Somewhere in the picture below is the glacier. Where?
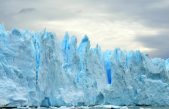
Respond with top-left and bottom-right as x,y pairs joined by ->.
0,24 -> 169,107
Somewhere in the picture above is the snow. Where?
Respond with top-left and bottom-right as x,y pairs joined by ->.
0,24 -> 169,107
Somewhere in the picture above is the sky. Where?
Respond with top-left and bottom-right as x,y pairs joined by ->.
0,0 -> 169,58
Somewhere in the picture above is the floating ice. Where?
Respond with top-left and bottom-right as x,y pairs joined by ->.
0,24 -> 169,107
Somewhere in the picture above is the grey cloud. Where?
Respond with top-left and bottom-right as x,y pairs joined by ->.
19,8 -> 36,14
61,0 -> 169,27
135,32 -> 169,58
0,0 -> 80,29
100,0 -> 169,29
1,0 -> 169,28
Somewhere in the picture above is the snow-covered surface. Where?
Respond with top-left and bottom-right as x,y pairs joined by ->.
1,24 -> 169,107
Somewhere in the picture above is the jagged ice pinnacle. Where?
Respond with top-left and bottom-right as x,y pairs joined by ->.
0,24 -> 169,107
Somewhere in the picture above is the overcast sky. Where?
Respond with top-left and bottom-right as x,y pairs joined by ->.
0,0 -> 169,58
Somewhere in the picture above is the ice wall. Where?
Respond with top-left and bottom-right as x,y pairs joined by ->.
0,24 -> 169,107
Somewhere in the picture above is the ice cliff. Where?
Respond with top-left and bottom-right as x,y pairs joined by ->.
0,24 -> 169,107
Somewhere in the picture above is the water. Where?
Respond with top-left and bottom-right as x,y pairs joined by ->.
4,106 -> 169,109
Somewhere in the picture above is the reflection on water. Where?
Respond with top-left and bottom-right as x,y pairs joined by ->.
2,106 -> 169,109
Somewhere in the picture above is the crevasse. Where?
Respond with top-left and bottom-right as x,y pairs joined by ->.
0,24 -> 169,107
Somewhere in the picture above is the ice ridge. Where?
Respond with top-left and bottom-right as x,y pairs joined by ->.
0,24 -> 169,107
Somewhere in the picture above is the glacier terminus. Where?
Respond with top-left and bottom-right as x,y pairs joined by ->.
0,24 -> 169,107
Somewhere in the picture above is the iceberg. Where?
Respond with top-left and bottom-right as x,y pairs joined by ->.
0,24 -> 169,107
